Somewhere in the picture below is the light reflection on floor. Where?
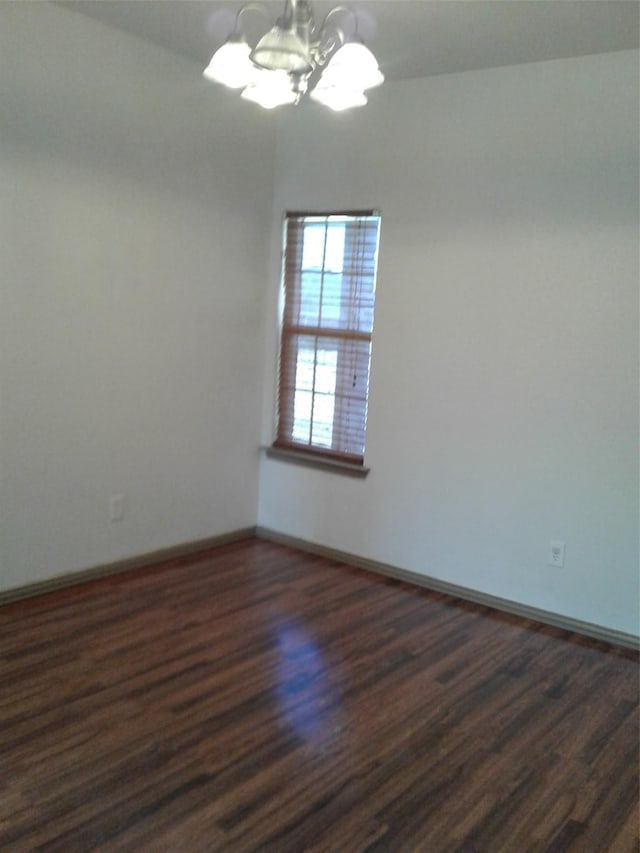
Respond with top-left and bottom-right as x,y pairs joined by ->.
273,619 -> 344,748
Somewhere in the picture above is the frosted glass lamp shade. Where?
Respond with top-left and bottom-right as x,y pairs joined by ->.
203,36 -> 257,89
323,40 -> 384,90
241,70 -> 298,108
310,84 -> 367,111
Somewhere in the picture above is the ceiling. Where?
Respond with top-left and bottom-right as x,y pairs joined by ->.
60,0 -> 639,82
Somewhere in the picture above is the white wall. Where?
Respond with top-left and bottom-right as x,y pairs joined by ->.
258,51 -> 640,636
1,4 -> 637,638
0,3 -> 275,591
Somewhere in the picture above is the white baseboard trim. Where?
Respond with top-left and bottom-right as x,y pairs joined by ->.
0,527 -> 257,606
256,527 -> 639,651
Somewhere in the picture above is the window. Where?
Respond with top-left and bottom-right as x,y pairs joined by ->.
275,211 -> 381,466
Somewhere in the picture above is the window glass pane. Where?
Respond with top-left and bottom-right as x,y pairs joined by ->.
299,271 -> 321,325
312,347 -> 337,447
293,346 -> 338,448
358,304 -> 374,333
295,344 -> 315,391
319,271 -> 341,325
292,389 -> 312,444
311,392 -> 335,448
323,223 -> 345,273
302,224 -> 326,270
314,348 -> 337,395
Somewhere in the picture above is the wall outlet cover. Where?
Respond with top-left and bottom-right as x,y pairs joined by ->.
109,494 -> 125,522
548,540 -> 566,568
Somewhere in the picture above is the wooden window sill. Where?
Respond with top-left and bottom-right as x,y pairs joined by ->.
263,446 -> 370,478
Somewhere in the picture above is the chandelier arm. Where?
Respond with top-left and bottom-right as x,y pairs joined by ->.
317,5 -> 357,41
236,3 -> 271,36
310,31 -> 341,67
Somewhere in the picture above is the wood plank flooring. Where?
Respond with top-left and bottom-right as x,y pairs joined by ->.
1,537 -> 638,852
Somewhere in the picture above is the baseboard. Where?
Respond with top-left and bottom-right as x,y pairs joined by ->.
5,525 -> 637,651
256,527 -> 639,651
0,527 -> 257,606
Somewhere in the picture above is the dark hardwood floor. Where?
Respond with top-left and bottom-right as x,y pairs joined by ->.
1,538 -> 638,852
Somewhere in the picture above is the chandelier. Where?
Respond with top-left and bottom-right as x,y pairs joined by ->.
203,0 -> 384,111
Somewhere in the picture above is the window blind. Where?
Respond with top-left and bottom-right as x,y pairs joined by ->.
275,212 -> 381,464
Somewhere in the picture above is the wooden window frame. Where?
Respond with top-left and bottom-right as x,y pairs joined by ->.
274,210 -> 381,469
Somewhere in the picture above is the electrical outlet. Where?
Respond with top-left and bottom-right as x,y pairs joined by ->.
548,540 -> 565,568
109,494 -> 125,522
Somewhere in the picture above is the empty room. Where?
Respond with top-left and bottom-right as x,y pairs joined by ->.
1,1 -> 638,849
